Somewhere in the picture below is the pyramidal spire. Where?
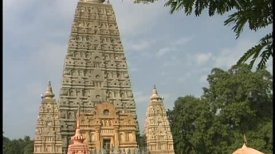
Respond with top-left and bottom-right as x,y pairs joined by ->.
145,86 -> 175,154
58,0 -> 139,151
41,81 -> 55,99
34,81 -> 62,154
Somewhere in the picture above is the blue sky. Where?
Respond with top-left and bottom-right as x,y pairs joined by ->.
3,0 -> 272,139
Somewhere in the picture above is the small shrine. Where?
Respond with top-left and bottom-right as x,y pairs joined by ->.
79,102 -> 138,154
67,110 -> 90,154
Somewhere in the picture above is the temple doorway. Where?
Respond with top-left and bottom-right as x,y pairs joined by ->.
103,139 -> 111,154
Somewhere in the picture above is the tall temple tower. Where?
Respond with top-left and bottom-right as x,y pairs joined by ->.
145,86 -> 175,154
33,82 -> 63,154
58,0 -> 139,152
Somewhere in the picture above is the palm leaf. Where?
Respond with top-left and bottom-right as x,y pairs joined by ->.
237,33 -> 273,70
257,44 -> 273,70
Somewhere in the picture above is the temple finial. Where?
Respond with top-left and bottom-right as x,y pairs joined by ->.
150,85 -> 161,100
70,108 -> 85,144
41,81 -> 55,99
152,85 -> 158,94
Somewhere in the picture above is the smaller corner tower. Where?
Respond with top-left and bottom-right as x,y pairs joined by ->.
144,86 -> 175,154
33,81 -> 63,154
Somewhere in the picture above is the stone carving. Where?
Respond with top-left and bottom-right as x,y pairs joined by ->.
73,102 -> 139,152
33,1 -> 140,153
145,87 -> 175,154
33,82 -> 62,154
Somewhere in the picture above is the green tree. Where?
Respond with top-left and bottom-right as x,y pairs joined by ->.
3,135 -> 11,153
134,0 -> 273,70
22,136 -> 34,154
168,96 -> 214,153
23,141 -> 34,154
2,135 -> 34,154
202,64 -> 273,153
168,64 -> 273,153
137,134 -> 147,152
3,140 -> 21,154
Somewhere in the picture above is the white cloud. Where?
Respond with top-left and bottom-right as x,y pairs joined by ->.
156,37 -> 192,57
3,0 -> 34,13
156,47 -> 172,57
171,37 -> 192,46
213,39 -> 255,69
195,52 -> 212,65
199,74 -> 208,83
134,91 -> 149,104
176,72 -> 192,83
113,0 -> 167,36
28,42 -> 67,72
127,40 -> 152,52
162,55 -> 183,67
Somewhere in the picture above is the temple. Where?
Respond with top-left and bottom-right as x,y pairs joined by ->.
33,82 -> 63,154
33,0 -> 177,153
144,86 -> 175,154
78,102 -> 138,153
33,0 -> 140,153
57,0 -> 138,153
31,0 -> 270,153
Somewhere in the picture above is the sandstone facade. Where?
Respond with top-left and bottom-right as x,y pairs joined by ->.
33,0 -> 177,153
34,0 -> 139,153
33,82 -> 63,154
144,86 -> 175,154
79,102 -> 138,153
57,0 -> 138,153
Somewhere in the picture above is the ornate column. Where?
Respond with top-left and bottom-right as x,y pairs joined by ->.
114,126 -> 119,150
132,131 -> 136,142
95,127 -> 101,153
